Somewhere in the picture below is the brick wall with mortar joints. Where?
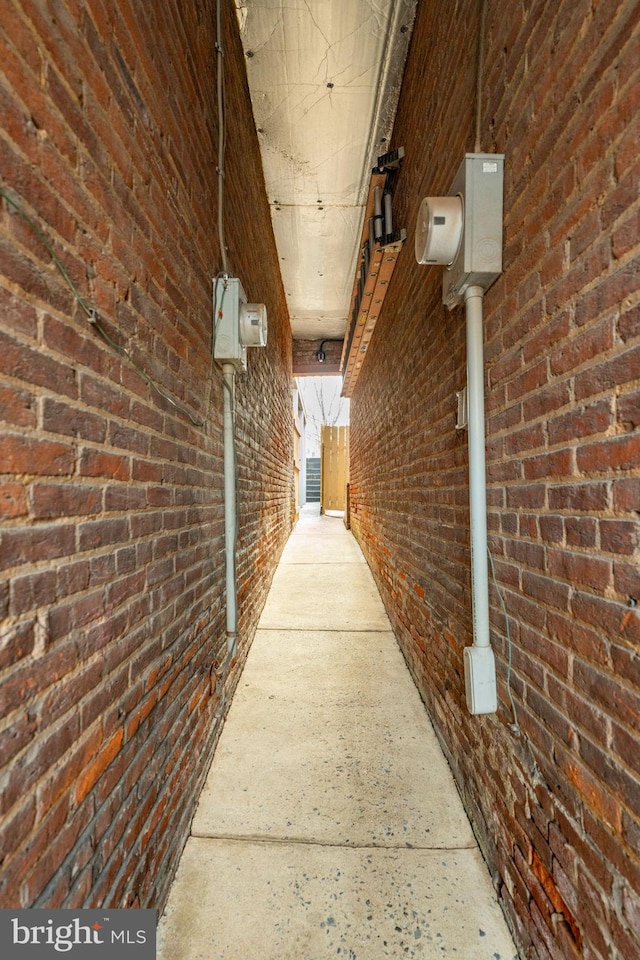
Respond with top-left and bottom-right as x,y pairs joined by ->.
0,0 -> 293,912
349,1 -> 639,958
292,338 -> 343,375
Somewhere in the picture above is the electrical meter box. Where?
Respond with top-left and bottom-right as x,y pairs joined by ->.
213,277 -> 267,372
442,153 -> 504,309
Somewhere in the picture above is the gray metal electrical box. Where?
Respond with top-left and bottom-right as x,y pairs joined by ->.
214,277 -> 248,372
213,277 -> 268,373
442,153 -> 504,309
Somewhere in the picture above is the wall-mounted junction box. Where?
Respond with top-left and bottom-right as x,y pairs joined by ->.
442,153 -> 504,308
213,277 -> 268,372
464,644 -> 498,715
415,153 -> 504,309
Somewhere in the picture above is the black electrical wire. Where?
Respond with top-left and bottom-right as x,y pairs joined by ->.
316,338 -> 343,362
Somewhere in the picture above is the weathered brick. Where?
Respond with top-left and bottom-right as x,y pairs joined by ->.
522,449 -> 573,482
564,516 -> 597,548
549,317 -> 615,378
41,397 -> 108,442
613,561 -> 640,601
600,519 -> 639,556
0,382 -> 37,428
576,434 -> 640,474
547,549 -> 612,593
75,728 -> 124,804
574,659 -> 640,734
612,477 -> 640,511
547,399 -> 613,446
0,482 -> 28,518
10,568 -> 58,616
548,482 -> 609,513
0,642 -> 78,718
617,390 -> 640,430
30,482 -> 103,519
3,434 -> 75,476
575,342 -> 640,402
349,4 -> 640,960
0,523 -> 76,572
618,302 -> 639,343
78,447 -> 131,481
0,0 -> 293,918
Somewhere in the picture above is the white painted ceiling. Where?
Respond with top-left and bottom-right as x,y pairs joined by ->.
234,0 -> 417,340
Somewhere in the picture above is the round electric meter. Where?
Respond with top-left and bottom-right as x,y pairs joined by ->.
239,302 -> 268,348
415,195 -> 463,266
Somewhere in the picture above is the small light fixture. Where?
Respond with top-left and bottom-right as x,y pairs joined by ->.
315,339 -> 342,363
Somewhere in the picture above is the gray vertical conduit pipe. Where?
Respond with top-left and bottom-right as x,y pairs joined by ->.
463,284 -> 497,713
465,286 -> 490,650
221,362 -> 238,656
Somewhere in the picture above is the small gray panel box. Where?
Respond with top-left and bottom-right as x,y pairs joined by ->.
442,153 -> 504,309
213,276 -> 248,372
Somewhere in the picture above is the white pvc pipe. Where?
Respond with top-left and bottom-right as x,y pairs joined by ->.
465,285 -> 490,648
222,362 -> 237,654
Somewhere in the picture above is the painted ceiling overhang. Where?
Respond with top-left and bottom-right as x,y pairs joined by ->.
234,0 -> 417,341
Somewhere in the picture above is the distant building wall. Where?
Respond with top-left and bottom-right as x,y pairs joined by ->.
0,0 -> 293,912
293,339 -> 343,375
349,3 -> 639,959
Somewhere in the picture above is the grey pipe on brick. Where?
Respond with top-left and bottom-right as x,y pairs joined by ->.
222,362 -> 237,654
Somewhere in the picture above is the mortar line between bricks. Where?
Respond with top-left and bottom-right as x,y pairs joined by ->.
189,832 -> 478,852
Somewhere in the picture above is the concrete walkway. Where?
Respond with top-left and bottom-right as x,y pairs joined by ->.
157,509 -> 518,960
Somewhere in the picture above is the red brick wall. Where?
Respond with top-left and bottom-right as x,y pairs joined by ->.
0,0 -> 293,910
349,2 -> 639,958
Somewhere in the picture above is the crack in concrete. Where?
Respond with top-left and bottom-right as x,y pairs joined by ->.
307,139 -> 359,172
332,62 -> 375,89
295,83 -> 332,122
257,89 -> 297,128
190,832 -> 478,852
302,0 -> 331,49
248,13 -> 284,56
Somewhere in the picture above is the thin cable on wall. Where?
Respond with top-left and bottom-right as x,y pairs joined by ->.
474,0 -> 488,153
0,186 -> 205,428
216,0 -> 229,275
203,5 -> 233,413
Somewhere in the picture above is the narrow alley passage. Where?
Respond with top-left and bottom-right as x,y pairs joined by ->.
158,509 -> 517,959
